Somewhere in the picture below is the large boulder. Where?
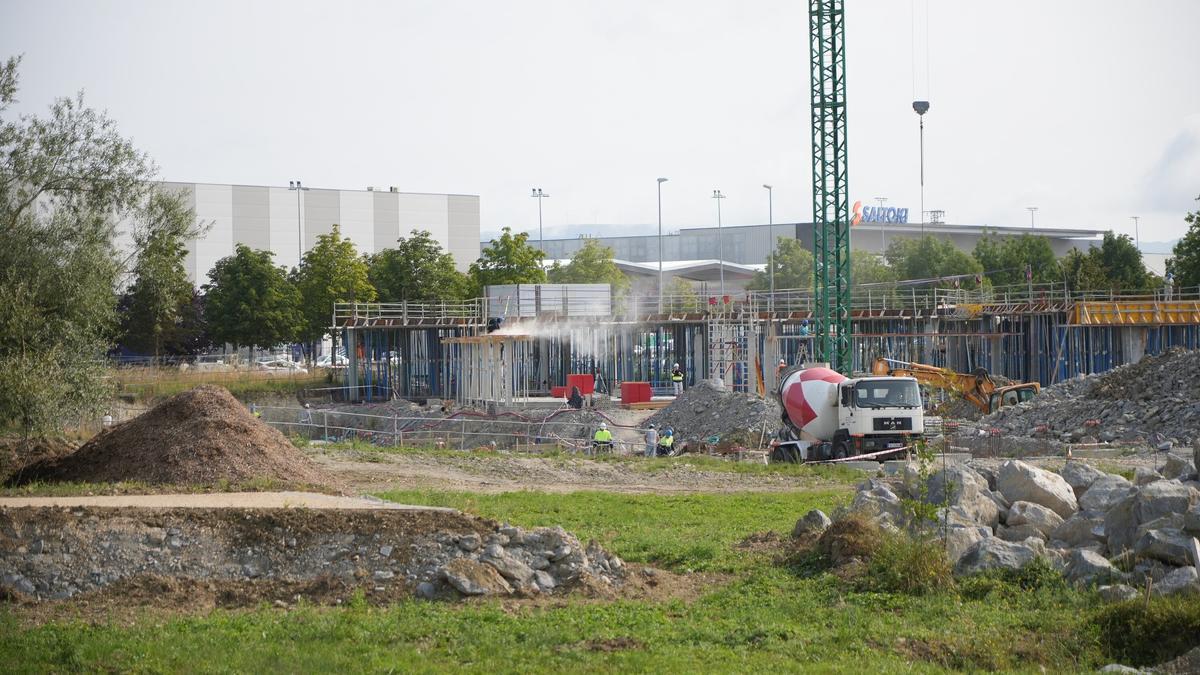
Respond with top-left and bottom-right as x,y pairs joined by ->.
1133,528 -> 1197,566
1162,454 -> 1198,481
1134,467 -> 1162,486
1105,495 -> 1141,555
1187,503 -> 1200,535
955,537 -> 1043,575
792,509 -> 833,539
851,484 -> 905,522
1152,566 -> 1200,598
998,523 -> 1047,542
441,558 -> 514,596
996,460 -> 1078,518
945,525 -> 991,565
1051,512 -> 1105,548
1079,475 -> 1136,512
1136,481 -> 1199,522
1061,461 -> 1107,498
925,465 -> 1000,529
1064,549 -> 1125,586
1007,501 -> 1065,538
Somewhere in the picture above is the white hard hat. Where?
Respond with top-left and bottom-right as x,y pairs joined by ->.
599,422 -> 607,429
673,363 -> 680,368
779,359 -> 786,364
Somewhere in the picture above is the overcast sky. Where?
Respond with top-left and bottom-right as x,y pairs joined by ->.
2,0 -> 1197,246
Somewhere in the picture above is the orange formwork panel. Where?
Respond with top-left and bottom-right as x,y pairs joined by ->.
1072,301 -> 1200,326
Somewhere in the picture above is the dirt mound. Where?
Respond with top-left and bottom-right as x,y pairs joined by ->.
0,436 -> 77,484
646,379 -> 781,446
11,386 -> 337,490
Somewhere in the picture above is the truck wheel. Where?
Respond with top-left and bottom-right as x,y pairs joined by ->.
832,442 -> 849,460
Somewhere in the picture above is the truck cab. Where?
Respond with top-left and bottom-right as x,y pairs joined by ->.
830,376 -> 924,458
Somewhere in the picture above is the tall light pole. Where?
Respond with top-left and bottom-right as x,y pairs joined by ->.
1027,206 -> 1038,229
1131,216 -> 1140,250
874,196 -> 888,253
913,100 -> 930,234
713,190 -> 726,297
531,188 -> 549,255
762,184 -> 774,298
657,177 -> 668,310
288,180 -> 309,264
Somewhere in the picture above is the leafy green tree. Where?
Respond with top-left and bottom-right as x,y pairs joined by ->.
547,238 -> 630,292
665,277 -> 701,312
1094,231 -> 1153,291
119,191 -> 203,357
972,233 -> 1058,287
885,235 -> 982,286
1060,247 -> 1108,293
0,55 -> 156,437
203,245 -> 302,354
1167,196 -> 1200,289
469,227 -> 546,293
292,225 -> 376,347
748,237 -> 813,290
850,251 -> 897,287
369,230 -> 470,303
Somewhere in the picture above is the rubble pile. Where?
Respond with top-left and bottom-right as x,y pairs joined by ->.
977,348 -> 1200,444
11,386 -> 336,490
646,379 -> 782,446
822,447 -> 1200,597
0,507 -> 626,601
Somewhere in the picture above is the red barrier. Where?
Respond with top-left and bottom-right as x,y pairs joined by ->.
566,373 -> 595,396
621,381 -> 651,404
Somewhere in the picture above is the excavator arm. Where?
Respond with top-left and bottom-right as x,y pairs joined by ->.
871,357 -> 996,413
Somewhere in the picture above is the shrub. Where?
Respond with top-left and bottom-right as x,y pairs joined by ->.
859,534 -> 955,596
1090,596 -> 1200,667
816,512 -> 885,567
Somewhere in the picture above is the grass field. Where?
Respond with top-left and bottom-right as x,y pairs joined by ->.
10,486 -> 1192,672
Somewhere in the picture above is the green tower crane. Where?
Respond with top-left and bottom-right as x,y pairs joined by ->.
808,0 -> 851,373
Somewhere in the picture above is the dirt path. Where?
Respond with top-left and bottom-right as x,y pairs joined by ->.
309,449 -> 850,495
0,491 -> 454,510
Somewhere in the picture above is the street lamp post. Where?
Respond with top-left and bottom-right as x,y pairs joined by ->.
913,100 -> 930,234
657,178 -> 668,311
1027,206 -> 1038,229
1130,216 -> 1140,251
288,180 -> 309,264
713,190 -> 726,297
762,184 -> 774,300
874,196 -> 888,253
531,188 -> 549,254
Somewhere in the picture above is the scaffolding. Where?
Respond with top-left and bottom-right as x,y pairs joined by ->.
331,283 -> 1200,404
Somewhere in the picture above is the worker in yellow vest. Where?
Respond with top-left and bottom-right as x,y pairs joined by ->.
671,363 -> 684,396
592,422 -> 613,455
657,428 -> 675,456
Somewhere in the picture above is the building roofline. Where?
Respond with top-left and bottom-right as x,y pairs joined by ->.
160,180 -> 479,198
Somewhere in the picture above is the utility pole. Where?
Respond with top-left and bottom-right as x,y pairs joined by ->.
1027,206 -> 1038,229
531,188 -> 549,254
713,189 -> 726,297
1131,216 -> 1140,251
763,184 -> 774,299
657,178 -> 668,311
874,196 -> 888,253
913,101 -> 929,235
288,180 -> 309,264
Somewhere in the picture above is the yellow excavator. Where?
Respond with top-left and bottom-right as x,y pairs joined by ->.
870,357 -> 1040,415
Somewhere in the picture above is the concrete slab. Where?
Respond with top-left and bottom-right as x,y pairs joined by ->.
0,491 -> 456,512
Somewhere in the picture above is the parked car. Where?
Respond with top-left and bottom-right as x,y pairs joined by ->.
256,358 -> 308,374
316,353 -> 349,367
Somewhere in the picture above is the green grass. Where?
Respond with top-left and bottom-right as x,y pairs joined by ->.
115,369 -> 327,403
5,488 -> 1187,672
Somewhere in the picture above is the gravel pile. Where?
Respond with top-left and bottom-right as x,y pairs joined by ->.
646,379 -> 781,447
12,386 -> 336,490
0,506 -> 626,601
975,348 -> 1200,444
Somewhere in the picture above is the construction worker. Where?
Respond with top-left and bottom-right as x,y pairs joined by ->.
299,403 -> 313,426
657,427 -> 675,456
776,358 -> 788,381
592,422 -> 613,454
644,424 -> 658,458
671,363 -> 684,396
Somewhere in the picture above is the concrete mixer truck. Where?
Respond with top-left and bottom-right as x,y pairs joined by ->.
770,364 -> 925,463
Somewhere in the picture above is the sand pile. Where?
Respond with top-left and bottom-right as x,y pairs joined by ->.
12,386 -> 336,489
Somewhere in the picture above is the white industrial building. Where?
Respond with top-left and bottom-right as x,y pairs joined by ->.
150,182 -> 481,284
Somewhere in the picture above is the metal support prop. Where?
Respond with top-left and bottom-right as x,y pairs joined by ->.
808,0 -> 852,372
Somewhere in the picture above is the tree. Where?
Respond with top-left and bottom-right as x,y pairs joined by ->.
1060,247 -> 1108,293
203,245 -> 302,353
292,225 -> 376,347
748,237 -> 813,291
0,55 -> 157,437
972,233 -> 1058,287
1094,231 -> 1153,291
369,230 -> 470,303
469,227 -> 545,293
885,235 -> 982,286
665,277 -> 701,313
850,250 -> 897,287
119,191 -> 203,357
546,238 -> 630,292
1167,195 -> 1200,289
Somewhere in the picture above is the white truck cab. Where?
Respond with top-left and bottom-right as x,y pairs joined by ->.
833,376 -> 924,457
